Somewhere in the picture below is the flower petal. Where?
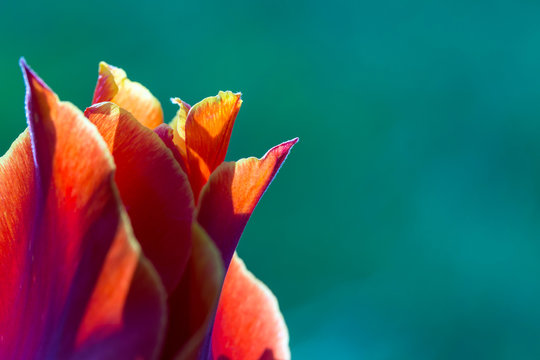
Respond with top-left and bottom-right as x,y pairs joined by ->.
160,222 -> 224,360
212,254 -> 290,360
196,138 -> 298,268
0,60 -> 166,359
170,97 -> 191,161
92,62 -> 163,129
185,91 -> 242,200
84,102 -> 194,293
154,123 -> 189,175
75,240 -> 166,360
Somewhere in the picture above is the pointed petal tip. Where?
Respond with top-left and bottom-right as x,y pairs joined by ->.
19,59 -> 50,94
18,56 -> 27,69
19,60 -> 58,147
98,61 -> 115,72
19,57 -> 35,83
281,137 -> 298,154
171,97 -> 191,110
97,61 -> 126,81
97,61 -> 108,74
284,137 -> 299,147
263,137 -> 298,161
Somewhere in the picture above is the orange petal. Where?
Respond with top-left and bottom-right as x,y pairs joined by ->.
85,102 -> 194,293
160,222 -> 224,360
92,62 -> 163,129
212,254 -> 290,360
185,91 -> 242,201
0,60 -> 166,359
196,138 -> 298,268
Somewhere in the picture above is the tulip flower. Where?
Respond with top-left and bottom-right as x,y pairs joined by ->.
0,59 -> 296,360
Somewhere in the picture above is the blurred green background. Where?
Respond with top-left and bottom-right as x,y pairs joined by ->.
2,0 -> 540,358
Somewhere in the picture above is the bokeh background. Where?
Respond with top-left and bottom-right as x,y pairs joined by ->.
2,0 -> 540,358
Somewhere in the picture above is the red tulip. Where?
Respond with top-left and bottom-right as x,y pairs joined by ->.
0,59 -> 296,360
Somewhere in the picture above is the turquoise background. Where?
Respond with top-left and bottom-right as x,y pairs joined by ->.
2,0 -> 540,358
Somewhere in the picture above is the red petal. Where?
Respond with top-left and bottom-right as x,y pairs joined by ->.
185,91 -> 242,201
161,222 -> 224,360
196,139 -> 297,267
212,254 -> 290,360
85,102 -> 194,293
0,60 -> 166,359
92,62 -> 164,129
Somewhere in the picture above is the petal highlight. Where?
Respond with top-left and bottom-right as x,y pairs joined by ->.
185,91 -> 242,200
92,62 -> 164,129
85,102 -> 194,293
170,97 -> 191,162
196,138 -> 298,268
212,254 -> 290,360
0,61 -> 166,359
